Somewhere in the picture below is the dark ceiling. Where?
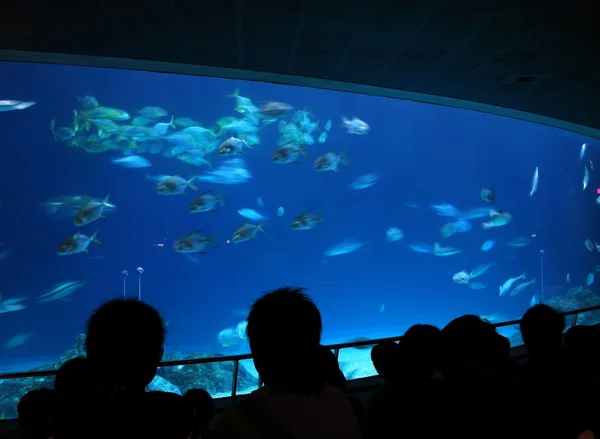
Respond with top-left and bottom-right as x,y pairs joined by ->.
1,0 -> 598,134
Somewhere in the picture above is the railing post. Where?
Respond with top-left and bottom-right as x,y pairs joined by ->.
572,312 -> 579,327
333,348 -> 340,360
231,360 -> 239,404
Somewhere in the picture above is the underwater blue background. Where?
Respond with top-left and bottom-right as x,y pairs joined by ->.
0,61 -> 597,372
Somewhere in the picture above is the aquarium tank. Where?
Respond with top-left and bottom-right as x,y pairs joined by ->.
0,59 -> 599,416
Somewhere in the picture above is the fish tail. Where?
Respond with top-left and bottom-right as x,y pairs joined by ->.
227,88 -> 240,98
242,134 -> 252,149
299,144 -> 308,157
217,193 -> 225,206
91,230 -> 102,245
257,221 -> 266,234
340,148 -> 349,165
169,115 -> 175,128
187,177 -> 198,191
207,232 -> 219,248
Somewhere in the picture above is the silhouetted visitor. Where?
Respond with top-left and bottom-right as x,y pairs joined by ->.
17,388 -> 56,439
370,340 -> 400,382
183,388 -> 215,439
85,298 -> 166,395
216,286 -> 362,439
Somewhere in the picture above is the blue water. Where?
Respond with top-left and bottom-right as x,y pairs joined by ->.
0,61 -> 596,373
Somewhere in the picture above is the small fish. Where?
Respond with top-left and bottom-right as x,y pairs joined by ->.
510,279 -> 536,296
324,240 -> 364,257
112,155 -> 152,168
74,193 -> 111,226
4,333 -> 33,349
156,175 -> 198,195
272,142 -> 306,164
480,188 -> 495,203
567,273 -> 571,283
587,272 -> 595,286
0,100 -> 36,112
313,149 -> 348,172
482,210 -> 512,229
349,173 -> 379,190
259,101 -> 293,118
583,166 -> 590,190
499,273 -> 526,297
580,143 -> 588,161
481,240 -> 495,251
57,230 -> 101,255
386,227 -> 403,242
529,166 -> 539,197
237,208 -> 266,222
291,209 -> 324,231
530,295 -> 541,306
174,231 -> 218,254
341,116 -> 369,135
189,190 -> 225,213
219,136 -> 251,156
36,280 -> 85,303
585,239 -> 595,252
433,242 -> 461,256
232,222 -> 266,243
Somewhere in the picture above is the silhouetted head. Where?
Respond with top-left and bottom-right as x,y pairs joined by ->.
183,388 -> 215,430
246,286 -> 323,394
371,340 -> 401,381
18,388 -> 57,438
85,298 -> 165,393
316,345 -> 347,393
400,324 -> 441,378
438,314 -> 507,378
520,304 -> 564,356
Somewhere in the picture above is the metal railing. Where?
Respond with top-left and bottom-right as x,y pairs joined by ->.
1,304 -> 598,401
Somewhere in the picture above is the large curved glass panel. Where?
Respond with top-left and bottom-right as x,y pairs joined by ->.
1,60 -> 598,393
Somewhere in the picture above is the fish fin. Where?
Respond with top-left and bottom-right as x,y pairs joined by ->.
217,193 -> 225,206
187,177 -> 198,191
481,222 -> 491,229
333,168 -> 340,172
73,231 -> 81,238
299,145 -> 308,156
169,115 -> 175,128
257,221 -> 266,234
102,192 -> 111,205
91,230 -> 102,245
98,215 -> 106,219
242,134 -> 252,149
